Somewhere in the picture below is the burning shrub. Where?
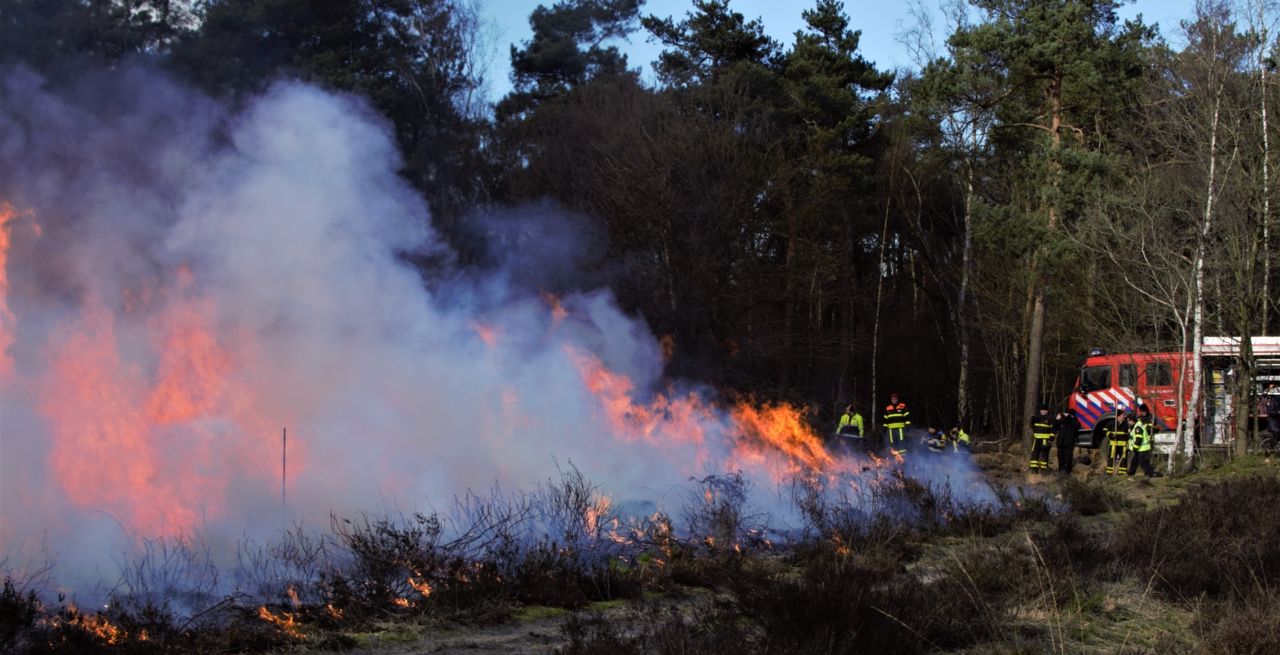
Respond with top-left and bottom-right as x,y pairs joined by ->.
322,507 -> 518,621
327,511 -> 445,613
531,465 -> 618,550
13,602 -> 176,655
1112,474 -> 1280,603
233,525 -> 332,611
318,467 -> 651,622
682,473 -> 767,557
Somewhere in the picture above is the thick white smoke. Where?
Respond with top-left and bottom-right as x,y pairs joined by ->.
0,66 -> 992,597
0,66 -> 730,587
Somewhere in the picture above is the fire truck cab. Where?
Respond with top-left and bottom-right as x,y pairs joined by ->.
1070,337 -> 1280,452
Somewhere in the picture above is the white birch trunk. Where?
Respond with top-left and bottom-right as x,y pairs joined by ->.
1183,84 -> 1224,466
1260,0 -> 1272,334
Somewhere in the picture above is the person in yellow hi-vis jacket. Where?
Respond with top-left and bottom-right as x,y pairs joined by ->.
837,402 -> 864,438
947,426 -> 971,453
1127,404 -> 1159,477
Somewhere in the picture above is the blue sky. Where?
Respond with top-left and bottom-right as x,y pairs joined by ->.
477,0 -> 1199,101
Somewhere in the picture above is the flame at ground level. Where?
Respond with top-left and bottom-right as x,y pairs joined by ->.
565,344 -> 875,486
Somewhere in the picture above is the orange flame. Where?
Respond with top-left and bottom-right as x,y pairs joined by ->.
408,576 -> 432,598
566,345 -> 873,486
392,597 -> 411,608
39,267 -> 276,536
566,345 -> 711,457
71,611 -> 124,645
258,606 -> 303,639
582,495 -> 613,537
729,402 -> 844,481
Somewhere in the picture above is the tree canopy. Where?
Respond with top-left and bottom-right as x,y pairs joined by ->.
1,0 -> 1275,440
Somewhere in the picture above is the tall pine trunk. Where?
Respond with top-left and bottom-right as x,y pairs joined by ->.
871,166 -> 896,432
956,163 -> 975,426
779,147 -> 797,388
1023,75 -> 1063,449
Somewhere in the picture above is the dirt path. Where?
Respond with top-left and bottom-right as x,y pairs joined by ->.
309,614 -> 566,654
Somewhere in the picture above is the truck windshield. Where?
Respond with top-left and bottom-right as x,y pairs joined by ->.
1080,365 -> 1111,392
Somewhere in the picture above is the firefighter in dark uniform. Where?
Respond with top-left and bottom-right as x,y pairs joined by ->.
1029,404 -> 1053,473
882,392 -> 910,455
1105,409 -> 1130,475
1127,404 -> 1158,477
1054,408 -> 1079,473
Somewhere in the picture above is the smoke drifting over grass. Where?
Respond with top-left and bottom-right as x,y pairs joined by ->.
0,65 -> 992,597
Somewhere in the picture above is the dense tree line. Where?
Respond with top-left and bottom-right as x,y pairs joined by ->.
2,0 -> 1276,444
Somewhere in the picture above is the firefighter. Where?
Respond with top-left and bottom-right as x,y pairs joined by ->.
882,392 -> 910,454
1029,404 -> 1054,473
925,426 -> 946,453
1266,384 -> 1280,439
835,402 -> 865,453
1054,408 -> 1079,473
948,426 -> 971,453
1127,404 -> 1159,477
1105,409 -> 1130,475
837,403 -> 864,438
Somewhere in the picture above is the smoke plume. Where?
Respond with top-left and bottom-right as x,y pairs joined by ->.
0,65 -> 989,595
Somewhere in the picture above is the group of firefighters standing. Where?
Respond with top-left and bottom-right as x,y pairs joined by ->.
834,392 -> 971,455
833,391 -> 1160,477
1028,403 -> 1159,477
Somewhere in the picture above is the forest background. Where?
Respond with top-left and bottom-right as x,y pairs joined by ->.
2,0 -> 1275,446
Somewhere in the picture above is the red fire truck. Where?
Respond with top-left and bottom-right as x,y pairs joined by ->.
1069,337 -> 1280,452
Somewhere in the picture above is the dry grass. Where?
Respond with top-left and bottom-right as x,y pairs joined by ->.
4,462 -> 1279,654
